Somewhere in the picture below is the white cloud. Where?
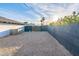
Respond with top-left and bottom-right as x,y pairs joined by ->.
31,3 -> 79,21
0,3 -> 79,23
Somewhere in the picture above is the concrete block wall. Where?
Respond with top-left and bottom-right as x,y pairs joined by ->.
46,24 -> 79,55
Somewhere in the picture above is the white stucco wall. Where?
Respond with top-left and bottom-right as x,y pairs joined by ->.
0,29 -> 10,38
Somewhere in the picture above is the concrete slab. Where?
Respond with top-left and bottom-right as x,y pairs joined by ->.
0,32 -> 72,56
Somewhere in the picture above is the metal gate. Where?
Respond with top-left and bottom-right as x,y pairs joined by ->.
24,26 -> 41,32
24,26 -> 32,32
32,26 -> 41,31
24,26 -> 47,32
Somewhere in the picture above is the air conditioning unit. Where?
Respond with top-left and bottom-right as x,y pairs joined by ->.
10,27 -> 24,35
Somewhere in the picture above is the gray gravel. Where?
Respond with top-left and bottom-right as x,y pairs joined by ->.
0,32 -> 72,56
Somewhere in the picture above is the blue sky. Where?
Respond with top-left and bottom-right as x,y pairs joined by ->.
0,3 -> 79,23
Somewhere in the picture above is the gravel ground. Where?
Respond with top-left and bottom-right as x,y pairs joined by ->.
0,32 -> 72,56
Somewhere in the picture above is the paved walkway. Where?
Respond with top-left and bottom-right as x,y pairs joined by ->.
0,32 -> 72,56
